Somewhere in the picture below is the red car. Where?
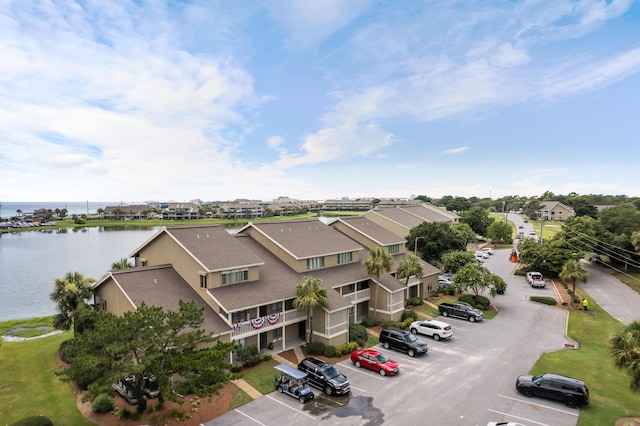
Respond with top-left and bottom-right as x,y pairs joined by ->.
350,349 -> 399,376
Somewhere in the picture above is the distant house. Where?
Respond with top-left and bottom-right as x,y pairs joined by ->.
103,204 -> 152,220
539,201 -> 575,221
363,203 -> 459,238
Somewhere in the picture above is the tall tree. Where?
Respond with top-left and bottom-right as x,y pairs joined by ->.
407,222 -> 466,263
559,259 -> 589,306
50,271 -> 95,336
364,248 -> 393,319
293,276 -> 328,343
486,220 -> 513,244
459,206 -> 493,237
396,254 -> 424,293
611,320 -> 640,391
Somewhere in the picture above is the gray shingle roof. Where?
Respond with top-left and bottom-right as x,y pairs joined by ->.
333,216 -> 406,246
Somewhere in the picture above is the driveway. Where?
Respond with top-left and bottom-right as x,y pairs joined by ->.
206,249 -> 579,426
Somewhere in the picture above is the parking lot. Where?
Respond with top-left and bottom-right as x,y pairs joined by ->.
207,249 -> 581,426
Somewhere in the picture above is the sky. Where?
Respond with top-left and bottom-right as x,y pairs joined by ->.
1,0 -> 639,203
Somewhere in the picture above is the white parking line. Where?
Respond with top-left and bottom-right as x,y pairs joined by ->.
233,408 -> 268,425
339,363 -> 386,381
497,394 -> 580,416
487,408 -> 550,426
266,394 -> 317,419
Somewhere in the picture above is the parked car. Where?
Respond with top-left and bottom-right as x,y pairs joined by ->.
475,251 -> 490,259
515,373 -> 589,408
474,253 -> 486,262
297,357 -> 350,396
379,327 -> 428,357
350,348 -> 399,376
438,301 -> 484,322
409,319 -> 453,341
274,363 -> 315,403
526,271 -> 546,288
518,224 -> 524,229
479,247 -> 494,255
438,277 -> 455,289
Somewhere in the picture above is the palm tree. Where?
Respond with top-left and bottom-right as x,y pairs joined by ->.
559,259 -> 589,306
111,257 -> 133,270
611,320 -> 640,391
49,271 -> 96,336
364,247 -> 393,319
293,276 -> 328,343
396,254 -> 424,298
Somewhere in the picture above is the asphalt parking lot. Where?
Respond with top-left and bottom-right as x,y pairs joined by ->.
206,249 -> 581,426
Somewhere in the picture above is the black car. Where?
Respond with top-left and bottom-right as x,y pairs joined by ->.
516,373 -> 589,407
297,357 -> 350,396
379,327 -> 428,357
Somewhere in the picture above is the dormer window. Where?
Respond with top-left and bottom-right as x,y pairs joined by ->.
306,256 -> 324,270
200,274 -> 208,289
388,244 -> 400,254
222,268 -> 249,285
337,252 -> 352,264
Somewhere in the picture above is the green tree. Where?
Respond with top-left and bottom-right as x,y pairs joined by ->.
407,222 -> 466,263
453,262 -> 499,300
459,206 -> 493,236
111,258 -> 133,270
364,247 -> 393,319
49,271 -> 96,336
441,250 -> 476,275
559,259 -> 589,306
611,320 -> 640,391
486,220 -> 513,244
396,254 -> 424,287
518,239 -> 581,277
451,222 -> 477,245
293,276 -> 328,343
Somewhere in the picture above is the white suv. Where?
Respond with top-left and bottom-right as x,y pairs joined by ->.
409,319 -> 453,341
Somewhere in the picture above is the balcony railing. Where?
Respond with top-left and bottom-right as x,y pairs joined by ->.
231,308 -> 306,337
343,288 -> 370,304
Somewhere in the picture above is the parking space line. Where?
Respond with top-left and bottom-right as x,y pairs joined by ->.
339,363 -> 387,381
234,408 -> 268,425
487,408 -> 549,426
497,394 -> 580,416
266,394 -> 317,420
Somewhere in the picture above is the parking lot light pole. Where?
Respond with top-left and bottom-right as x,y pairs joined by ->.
414,236 -> 425,256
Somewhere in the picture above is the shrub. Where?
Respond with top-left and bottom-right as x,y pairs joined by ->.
400,310 -> 418,322
91,393 -> 114,413
530,296 -> 557,306
361,316 -> 377,327
118,407 -> 133,419
323,345 -> 336,357
235,344 -> 264,367
458,294 -> 477,308
306,341 -> 325,355
405,297 -> 423,307
442,286 -> 456,295
9,417 -> 54,426
474,295 -> 490,310
398,318 -> 413,329
337,341 -> 358,356
381,319 -> 399,329
349,323 -> 368,347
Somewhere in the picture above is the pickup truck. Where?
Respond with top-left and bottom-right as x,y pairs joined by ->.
438,301 -> 484,322
526,272 -> 546,288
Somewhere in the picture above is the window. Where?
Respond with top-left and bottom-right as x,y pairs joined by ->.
102,300 -> 107,311
200,274 -> 207,289
271,301 -> 283,313
273,328 -> 283,341
337,252 -> 352,264
232,310 -> 251,323
306,256 -> 324,270
222,268 -> 249,285
388,244 -> 400,254
342,283 -> 355,295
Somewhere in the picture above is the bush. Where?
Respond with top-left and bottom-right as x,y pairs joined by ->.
441,286 -> 456,295
91,393 -> 114,413
458,294 -> 477,308
336,341 -> 358,357
361,316 -> 377,327
349,323 -> 368,347
400,310 -> 418,322
306,341 -> 325,355
405,297 -> 423,307
530,296 -> 557,306
235,344 -> 264,367
9,417 -> 54,426
381,319 -> 399,329
323,345 -> 336,357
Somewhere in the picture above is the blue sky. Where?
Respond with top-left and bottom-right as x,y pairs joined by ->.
1,1 -> 639,203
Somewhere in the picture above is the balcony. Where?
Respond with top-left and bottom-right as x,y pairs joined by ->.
231,308 -> 306,337
343,288 -> 370,304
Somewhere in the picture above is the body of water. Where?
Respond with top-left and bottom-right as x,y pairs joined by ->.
0,201 -> 129,219
0,226 -> 159,322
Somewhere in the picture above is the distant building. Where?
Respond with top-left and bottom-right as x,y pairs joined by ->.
539,201 -> 575,221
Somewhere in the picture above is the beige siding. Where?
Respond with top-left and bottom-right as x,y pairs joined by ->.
363,212 -> 408,238
95,279 -> 135,316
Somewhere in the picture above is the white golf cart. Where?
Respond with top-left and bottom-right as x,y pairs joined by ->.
274,363 -> 315,404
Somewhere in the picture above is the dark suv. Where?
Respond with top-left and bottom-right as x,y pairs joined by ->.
297,357 -> 350,396
516,373 -> 589,407
379,327 -> 428,357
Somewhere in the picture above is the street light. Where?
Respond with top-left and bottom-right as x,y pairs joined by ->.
414,236 -> 425,255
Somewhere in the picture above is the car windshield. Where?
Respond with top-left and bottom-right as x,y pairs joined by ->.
375,353 -> 390,363
324,366 -> 340,379
532,375 -> 543,384
405,334 -> 418,342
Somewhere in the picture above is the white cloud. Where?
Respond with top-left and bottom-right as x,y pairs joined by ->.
443,147 -> 470,155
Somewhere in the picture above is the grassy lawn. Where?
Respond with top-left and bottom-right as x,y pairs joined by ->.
238,359 -> 279,394
0,328 -> 95,425
228,389 -> 253,410
530,288 -> 639,425
613,271 -> 640,295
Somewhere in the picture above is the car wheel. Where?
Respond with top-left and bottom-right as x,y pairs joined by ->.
379,369 -> 386,376
469,316 -> 476,322
383,342 -> 390,349
354,361 -> 361,368
521,388 -> 533,397
433,334 -> 440,341
408,349 -> 415,357
325,386 -> 333,396
299,396 -> 305,404
278,386 -> 283,393
442,311 -> 449,317
564,396 -> 577,408
410,328 -> 418,335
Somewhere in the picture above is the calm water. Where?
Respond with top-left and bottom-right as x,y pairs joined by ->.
0,201 -> 118,219
0,226 -> 159,321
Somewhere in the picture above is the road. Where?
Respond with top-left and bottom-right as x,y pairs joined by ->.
207,249 -> 581,426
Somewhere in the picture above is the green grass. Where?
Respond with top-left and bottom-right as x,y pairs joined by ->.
0,316 -> 54,336
613,271 -> 640,295
238,359 -> 279,394
228,389 -> 252,410
411,303 -> 440,319
529,288 -> 640,425
0,330 -> 95,425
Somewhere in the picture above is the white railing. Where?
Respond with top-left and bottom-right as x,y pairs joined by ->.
231,309 -> 305,337
343,288 -> 370,304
